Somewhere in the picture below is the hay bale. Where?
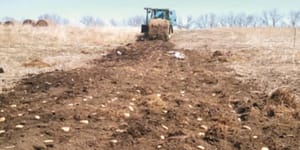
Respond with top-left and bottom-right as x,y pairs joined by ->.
23,19 -> 35,26
35,19 -> 52,27
148,19 -> 170,41
4,21 -> 14,26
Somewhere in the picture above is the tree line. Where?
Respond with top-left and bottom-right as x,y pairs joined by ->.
1,9 -> 300,28
177,9 -> 300,29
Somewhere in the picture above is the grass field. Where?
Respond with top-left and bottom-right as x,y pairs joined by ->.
0,26 -> 138,92
172,27 -> 300,92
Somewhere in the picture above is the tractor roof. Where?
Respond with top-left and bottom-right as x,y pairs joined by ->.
144,8 -> 170,11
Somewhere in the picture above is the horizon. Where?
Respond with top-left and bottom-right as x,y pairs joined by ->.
0,0 -> 299,25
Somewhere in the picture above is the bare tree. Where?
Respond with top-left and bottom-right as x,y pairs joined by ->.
289,11 -> 300,27
181,9 -> 294,29
227,13 -> 236,27
208,13 -> 217,28
234,13 -> 247,27
196,13 -> 217,28
218,15 -> 228,27
176,17 -> 185,29
195,14 -> 209,28
268,9 -> 282,27
2,17 -> 15,22
39,14 -> 69,25
176,16 -> 194,29
185,16 -> 194,29
261,11 -> 270,26
127,15 -> 144,27
80,16 -> 105,26
109,19 -> 118,27
245,14 -> 258,27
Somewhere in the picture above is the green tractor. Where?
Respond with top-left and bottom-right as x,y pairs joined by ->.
141,8 -> 177,41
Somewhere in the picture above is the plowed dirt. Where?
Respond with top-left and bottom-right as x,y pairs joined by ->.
0,41 -> 299,150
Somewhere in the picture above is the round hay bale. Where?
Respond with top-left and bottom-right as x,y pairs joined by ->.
148,19 -> 170,41
4,21 -> 14,26
23,19 -> 35,26
35,19 -> 51,27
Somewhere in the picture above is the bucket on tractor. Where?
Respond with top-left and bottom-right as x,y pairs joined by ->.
140,8 -> 177,41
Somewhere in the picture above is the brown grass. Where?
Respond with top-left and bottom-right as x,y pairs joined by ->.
0,25 -> 138,92
172,27 -> 300,96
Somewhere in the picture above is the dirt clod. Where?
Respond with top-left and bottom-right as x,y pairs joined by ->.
269,88 -> 297,108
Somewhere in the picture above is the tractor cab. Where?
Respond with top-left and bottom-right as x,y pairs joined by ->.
144,8 -> 177,25
142,8 -> 177,33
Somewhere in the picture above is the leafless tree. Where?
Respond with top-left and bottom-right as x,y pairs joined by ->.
289,11 -> 300,27
127,15 -> 144,27
109,19 -> 118,27
185,16 -> 194,29
268,9 -> 282,27
245,15 -> 258,27
80,16 -> 105,26
261,11 -> 270,26
176,17 -> 185,29
226,13 -> 236,27
2,17 -> 15,22
208,13 -> 217,28
176,16 -> 194,29
234,13 -> 247,27
195,13 -> 217,28
39,14 -> 69,25
218,15 -> 228,27
195,14 -> 209,28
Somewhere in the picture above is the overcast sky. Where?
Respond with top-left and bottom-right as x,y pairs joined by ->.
0,0 -> 299,22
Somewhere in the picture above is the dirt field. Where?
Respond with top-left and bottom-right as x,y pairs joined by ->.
0,27 -> 300,150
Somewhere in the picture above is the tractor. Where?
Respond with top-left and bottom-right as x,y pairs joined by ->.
140,8 -> 177,41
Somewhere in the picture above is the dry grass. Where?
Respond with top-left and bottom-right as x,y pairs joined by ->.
172,27 -> 300,94
0,25 -> 138,92
173,27 -> 299,50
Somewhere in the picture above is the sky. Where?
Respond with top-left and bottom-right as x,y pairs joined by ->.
0,0 -> 299,23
